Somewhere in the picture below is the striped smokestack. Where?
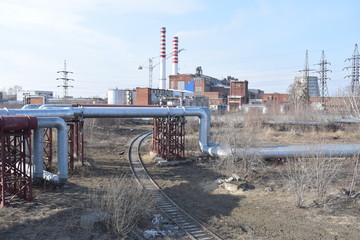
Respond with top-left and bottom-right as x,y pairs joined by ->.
159,27 -> 166,89
172,36 -> 179,75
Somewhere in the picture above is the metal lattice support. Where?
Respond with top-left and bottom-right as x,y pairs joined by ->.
68,123 -> 75,171
0,116 -> 36,206
152,118 -> 160,154
43,128 -> 53,171
67,119 -> 85,171
75,120 -> 84,165
152,116 -> 186,161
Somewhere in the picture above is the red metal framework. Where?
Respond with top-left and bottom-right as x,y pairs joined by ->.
43,128 -> 53,171
68,119 -> 84,171
42,119 -> 84,173
153,116 -> 186,161
68,123 -> 75,170
44,120 -> 84,172
0,116 -> 37,206
74,120 -> 84,165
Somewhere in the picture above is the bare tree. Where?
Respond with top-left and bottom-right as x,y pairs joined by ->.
282,153 -> 343,207
343,86 -> 360,120
288,78 -> 309,113
310,155 -> 343,198
211,113 -> 263,177
282,157 -> 312,207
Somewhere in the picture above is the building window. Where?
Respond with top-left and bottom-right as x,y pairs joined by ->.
195,86 -> 202,94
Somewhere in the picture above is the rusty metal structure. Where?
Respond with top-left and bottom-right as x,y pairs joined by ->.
0,116 -> 37,206
153,115 -> 186,161
42,119 -> 84,172
67,119 -> 84,170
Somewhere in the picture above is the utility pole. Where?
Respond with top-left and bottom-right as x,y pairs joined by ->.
56,60 -> 74,101
316,50 -> 331,103
344,44 -> 360,93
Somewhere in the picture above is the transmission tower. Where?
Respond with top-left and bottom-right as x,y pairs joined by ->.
56,60 -> 74,100
298,50 -> 315,101
344,44 -> 360,93
316,50 -> 331,103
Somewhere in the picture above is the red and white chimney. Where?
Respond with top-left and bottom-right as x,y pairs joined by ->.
159,27 -> 166,89
172,36 -> 179,75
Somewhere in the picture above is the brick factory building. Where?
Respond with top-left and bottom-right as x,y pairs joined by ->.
228,80 -> 249,111
169,68 -> 251,111
263,93 -> 290,105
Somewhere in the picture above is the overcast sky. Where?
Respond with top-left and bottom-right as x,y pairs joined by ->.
0,0 -> 359,98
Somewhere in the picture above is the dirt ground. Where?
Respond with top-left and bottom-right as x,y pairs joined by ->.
1,118 -> 360,239
144,157 -> 360,240
0,119 -> 152,240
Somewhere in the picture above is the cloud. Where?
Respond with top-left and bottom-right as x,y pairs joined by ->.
0,0 -> 148,96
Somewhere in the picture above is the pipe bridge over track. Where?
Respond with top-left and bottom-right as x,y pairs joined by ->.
2,104 -> 360,205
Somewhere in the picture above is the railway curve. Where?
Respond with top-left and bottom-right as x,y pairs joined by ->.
128,131 -> 222,240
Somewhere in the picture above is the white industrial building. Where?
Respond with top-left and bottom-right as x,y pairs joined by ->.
16,90 -> 54,102
294,76 -> 320,97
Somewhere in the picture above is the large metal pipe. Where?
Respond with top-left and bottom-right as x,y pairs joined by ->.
33,128 -> 44,184
5,106 -> 360,161
35,117 -> 68,186
2,106 -> 212,154
0,108 -> 82,119
214,144 -> 360,159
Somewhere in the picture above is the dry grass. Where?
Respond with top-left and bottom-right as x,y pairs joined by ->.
89,175 -> 154,237
209,112 -> 264,177
281,155 -> 344,207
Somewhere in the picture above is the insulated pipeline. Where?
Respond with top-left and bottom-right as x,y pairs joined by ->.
35,117 -> 68,186
5,105 -> 360,160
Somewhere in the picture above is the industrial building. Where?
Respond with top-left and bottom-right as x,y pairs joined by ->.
249,89 -> 264,104
107,87 -> 208,107
263,93 -> 290,105
106,28 -> 331,112
169,67 -> 253,111
16,90 -> 54,103
294,76 -> 320,97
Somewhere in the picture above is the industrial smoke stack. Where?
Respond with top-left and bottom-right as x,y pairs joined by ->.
159,27 -> 166,89
172,36 -> 179,75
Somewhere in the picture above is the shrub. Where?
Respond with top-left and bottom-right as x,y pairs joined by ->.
90,175 -> 154,237
210,113 -> 263,177
282,154 -> 343,207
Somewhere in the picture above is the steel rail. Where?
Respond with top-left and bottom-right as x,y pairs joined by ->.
128,131 -> 222,240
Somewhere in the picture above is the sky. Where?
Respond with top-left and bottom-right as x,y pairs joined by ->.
0,0 -> 359,98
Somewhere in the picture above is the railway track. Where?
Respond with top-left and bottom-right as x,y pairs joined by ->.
128,131 -> 222,240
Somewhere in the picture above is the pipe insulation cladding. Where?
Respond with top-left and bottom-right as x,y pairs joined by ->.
4,105 -> 360,164
34,117 -> 68,186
